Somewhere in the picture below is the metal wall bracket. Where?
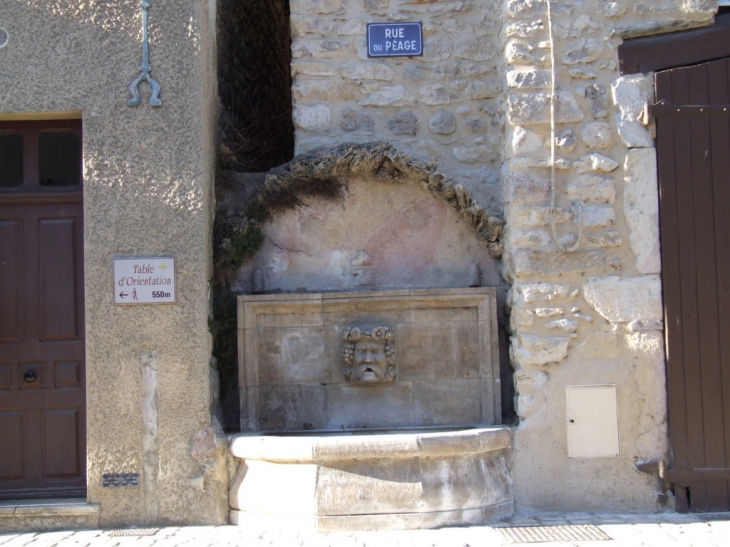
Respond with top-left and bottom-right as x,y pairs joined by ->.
635,459 -> 669,505
128,1 -> 162,107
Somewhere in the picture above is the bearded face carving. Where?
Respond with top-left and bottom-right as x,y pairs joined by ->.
342,326 -> 396,384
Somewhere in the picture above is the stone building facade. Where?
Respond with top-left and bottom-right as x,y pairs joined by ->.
0,0 -> 723,531
285,0 -> 716,513
0,0 -> 228,530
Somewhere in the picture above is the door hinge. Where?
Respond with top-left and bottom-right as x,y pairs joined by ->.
664,464 -> 730,487
648,100 -> 730,119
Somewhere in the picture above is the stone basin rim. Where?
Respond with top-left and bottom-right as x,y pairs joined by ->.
229,425 -> 511,463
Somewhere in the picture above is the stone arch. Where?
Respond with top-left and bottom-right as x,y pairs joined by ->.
218,141 -> 502,292
216,141 -> 504,290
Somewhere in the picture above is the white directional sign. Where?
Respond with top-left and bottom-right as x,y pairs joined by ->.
114,257 -> 176,304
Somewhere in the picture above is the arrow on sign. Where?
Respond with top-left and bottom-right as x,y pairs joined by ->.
119,292 -> 128,299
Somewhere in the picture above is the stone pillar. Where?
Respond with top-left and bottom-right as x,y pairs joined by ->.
501,0 -> 713,512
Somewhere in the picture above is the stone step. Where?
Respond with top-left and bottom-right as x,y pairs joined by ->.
0,498 -> 99,533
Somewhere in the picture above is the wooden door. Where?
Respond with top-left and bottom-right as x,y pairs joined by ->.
656,58 -> 730,512
0,120 -> 86,499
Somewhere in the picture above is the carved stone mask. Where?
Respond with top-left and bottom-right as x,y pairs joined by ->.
342,326 -> 396,384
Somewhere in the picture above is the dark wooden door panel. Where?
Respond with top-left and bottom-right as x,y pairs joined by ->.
0,365 -> 10,390
703,58 -> 730,511
9,386 -> 84,409
687,60 -> 727,511
656,69 -> 690,510
0,412 -> 24,480
0,219 -> 23,343
54,362 -> 82,388
0,201 -> 85,499
43,409 -> 81,478
39,217 -> 81,341
657,57 -> 730,512
711,62 -> 730,518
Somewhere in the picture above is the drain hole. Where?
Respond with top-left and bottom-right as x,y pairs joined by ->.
499,525 -> 611,543
108,528 -> 160,537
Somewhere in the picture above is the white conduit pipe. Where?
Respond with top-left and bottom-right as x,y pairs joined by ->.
547,0 -> 583,252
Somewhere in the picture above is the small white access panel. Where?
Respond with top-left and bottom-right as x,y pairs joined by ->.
565,385 -> 619,458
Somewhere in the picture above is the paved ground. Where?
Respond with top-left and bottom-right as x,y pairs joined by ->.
1,512 -> 729,547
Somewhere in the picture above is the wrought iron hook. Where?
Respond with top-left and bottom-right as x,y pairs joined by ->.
128,1 -> 162,107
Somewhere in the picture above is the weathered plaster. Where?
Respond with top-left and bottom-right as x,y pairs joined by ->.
231,176 -> 502,293
0,0 -> 227,526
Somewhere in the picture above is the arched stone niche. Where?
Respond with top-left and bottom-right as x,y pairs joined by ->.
222,142 -> 503,294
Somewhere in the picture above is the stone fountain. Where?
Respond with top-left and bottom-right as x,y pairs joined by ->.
228,288 -> 513,531
225,145 -> 513,531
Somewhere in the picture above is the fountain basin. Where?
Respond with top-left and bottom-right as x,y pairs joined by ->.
229,426 -> 513,532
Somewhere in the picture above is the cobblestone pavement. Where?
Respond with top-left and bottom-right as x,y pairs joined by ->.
1,513 -> 729,547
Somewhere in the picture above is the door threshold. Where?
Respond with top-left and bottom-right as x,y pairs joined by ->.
0,498 -> 99,532
0,498 -> 99,516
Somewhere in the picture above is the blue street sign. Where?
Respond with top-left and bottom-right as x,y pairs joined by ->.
367,22 -> 423,58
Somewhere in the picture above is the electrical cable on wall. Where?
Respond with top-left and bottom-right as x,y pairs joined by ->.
547,0 -> 583,252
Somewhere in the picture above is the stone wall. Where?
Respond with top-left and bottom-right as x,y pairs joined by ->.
501,0 -> 715,511
287,0 -> 719,513
0,0 -> 227,526
290,0 -> 505,214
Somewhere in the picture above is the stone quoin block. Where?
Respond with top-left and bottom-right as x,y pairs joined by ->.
506,19 -> 545,38
507,68 -> 552,89
507,91 -> 583,125
291,38 -> 351,58
583,275 -> 663,323
293,104 -> 332,131
511,333 -> 569,369
624,149 -> 660,274
293,80 -> 356,102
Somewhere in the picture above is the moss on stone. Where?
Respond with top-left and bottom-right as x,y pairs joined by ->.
214,140 -> 504,284
246,175 -> 344,222
212,216 -> 264,285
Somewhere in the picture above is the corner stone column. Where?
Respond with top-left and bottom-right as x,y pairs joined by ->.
499,0 -> 703,512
